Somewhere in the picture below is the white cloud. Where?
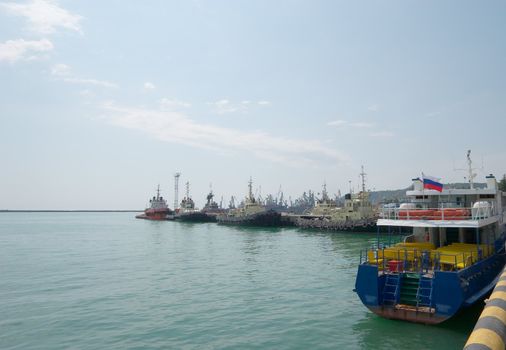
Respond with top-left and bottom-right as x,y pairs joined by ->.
327,120 -> 374,128
79,89 -> 93,97
0,0 -> 83,35
370,131 -> 394,138
50,63 -> 118,88
50,62 -> 70,76
62,77 -> 117,88
367,104 -> 380,112
160,98 -> 191,109
102,102 -> 347,166
143,82 -> 156,90
210,99 -> 271,114
0,38 -> 53,62
210,99 -> 241,114
327,120 -> 347,127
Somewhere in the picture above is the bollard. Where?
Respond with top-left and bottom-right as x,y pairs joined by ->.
464,266 -> 506,350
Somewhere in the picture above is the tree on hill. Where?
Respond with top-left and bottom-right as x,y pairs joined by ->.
499,175 -> 506,192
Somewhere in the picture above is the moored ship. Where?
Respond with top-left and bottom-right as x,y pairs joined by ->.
175,182 -> 215,223
294,167 -> 377,232
216,178 -> 281,226
135,185 -> 173,220
355,152 -> 506,324
201,189 -> 226,221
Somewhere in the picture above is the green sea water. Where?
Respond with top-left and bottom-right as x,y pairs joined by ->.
0,213 -> 480,349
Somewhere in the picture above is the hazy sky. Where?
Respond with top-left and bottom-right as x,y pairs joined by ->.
1,0 -> 505,210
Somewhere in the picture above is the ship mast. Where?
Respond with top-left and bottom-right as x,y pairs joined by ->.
466,150 -> 477,190
359,165 -> 367,204
454,150 -> 480,190
186,181 -> 190,199
322,181 -> 328,201
156,184 -> 161,199
174,172 -> 181,209
248,177 -> 254,202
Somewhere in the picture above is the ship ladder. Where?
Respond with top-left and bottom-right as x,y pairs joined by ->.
415,275 -> 434,312
382,273 -> 401,306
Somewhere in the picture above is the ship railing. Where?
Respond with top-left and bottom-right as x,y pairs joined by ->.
379,205 -> 497,221
360,245 -> 493,273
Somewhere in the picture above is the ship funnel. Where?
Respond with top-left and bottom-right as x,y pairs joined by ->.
486,174 -> 497,190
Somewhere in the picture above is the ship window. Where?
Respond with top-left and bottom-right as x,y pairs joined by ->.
415,195 -> 428,199
479,194 -> 495,199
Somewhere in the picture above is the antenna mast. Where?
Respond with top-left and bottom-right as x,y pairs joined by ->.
360,165 -> 367,194
185,181 -> 190,199
454,150 -> 480,189
157,184 -> 161,199
322,180 -> 328,201
248,177 -> 253,201
466,150 -> 476,190
174,172 -> 181,209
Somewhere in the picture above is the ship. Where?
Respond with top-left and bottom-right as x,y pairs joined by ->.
216,178 -> 281,226
354,151 -> 506,324
135,185 -> 173,220
175,181 -> 215,223
294,167 -> 377,232
263,186 -> 289,213
201,188 -> 226,220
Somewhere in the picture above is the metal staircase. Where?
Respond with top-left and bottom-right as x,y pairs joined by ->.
382,273 -> 401,306
400,274 -> 420,306
416,275 -> 434,310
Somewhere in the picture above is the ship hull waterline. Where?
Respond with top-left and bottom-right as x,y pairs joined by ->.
367,305 -> 448,324
217,211 -> 282,227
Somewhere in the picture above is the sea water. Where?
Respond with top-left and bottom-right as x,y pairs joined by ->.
0,213 -> 479,349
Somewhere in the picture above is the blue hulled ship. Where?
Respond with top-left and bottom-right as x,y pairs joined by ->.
355,153 -> 506,324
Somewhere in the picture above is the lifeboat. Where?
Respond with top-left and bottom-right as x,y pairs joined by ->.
432,208 -> 471,220
398,210 -> 435,219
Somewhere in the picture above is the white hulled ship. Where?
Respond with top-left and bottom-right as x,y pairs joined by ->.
355,151 -> 506,324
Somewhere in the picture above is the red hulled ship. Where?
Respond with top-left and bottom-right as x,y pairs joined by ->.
136,185 -> 172,220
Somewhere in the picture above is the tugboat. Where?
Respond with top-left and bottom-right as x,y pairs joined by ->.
294,167 -> 377,232
355,151 -> 506,324
201,187 -> 225,221
175,181 -> 214,223
135,185 -> 173,220
216,178 -> 281,226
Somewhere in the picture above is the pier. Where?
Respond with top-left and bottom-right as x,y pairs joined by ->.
465,265 -> 506,350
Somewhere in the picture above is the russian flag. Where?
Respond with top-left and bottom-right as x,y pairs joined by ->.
422,174 -> 443,192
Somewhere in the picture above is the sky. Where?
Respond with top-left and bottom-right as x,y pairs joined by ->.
1,0 -> 505,210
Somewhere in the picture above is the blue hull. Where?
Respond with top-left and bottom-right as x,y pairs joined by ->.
355,248 -> 506,324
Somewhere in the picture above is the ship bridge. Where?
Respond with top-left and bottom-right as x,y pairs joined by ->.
375,174 -> 506,261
